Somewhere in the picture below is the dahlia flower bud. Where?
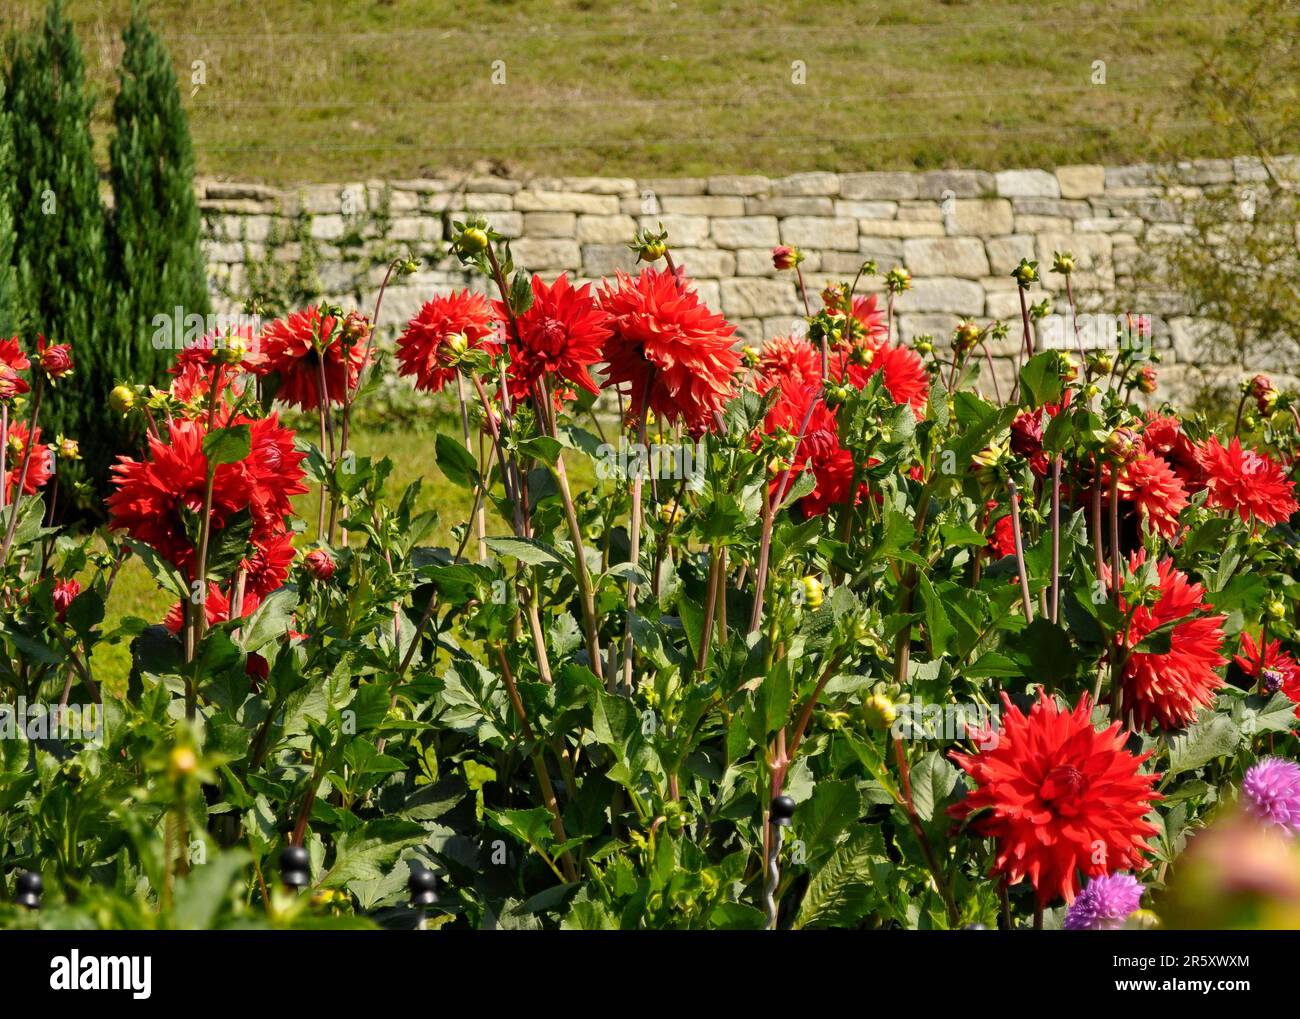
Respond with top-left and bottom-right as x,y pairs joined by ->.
341,311 -> 371,347
971,442 -> 1007,471
799,576 -> 824,609
213,332 -> 252,365
741,344 -> 761,369
914,335 -> 934,354
658,503 -> 683,527
109,384 -> 136,414
628,226 -> 668,263
1082,382 -> 1100,400
820,283 -> 844,311
37,337 -> 74,380
863,693 -> 897,732
824,382 -> 851,408
304,549 -> 336,581
1051,250 -> 1076,275
1057,351 -> 1078,382
52,578 -> 80,621
771,245 -> 804,271
884,268 -> 912,294
1125,909 -> 1161,929
1251,374 -> 1278,414
1106,427 -> 1140,463
1138,365 -> 1158,394
1088,350 -> 1114,375
953,320 -> 982,353
457,226 -> 490,255
1011,258 -> 1039,288
1030,298 -> 1051,321
55,435 -> 80,461
1268,598 -> 1286,620
6,434 -> 23,462
169,747 -> 198,778
398,255 -> 421,276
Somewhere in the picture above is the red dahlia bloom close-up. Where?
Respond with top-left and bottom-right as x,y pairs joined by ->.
948,691 -> 1161,907
762,376 -> 858,516
758,334 -> 822,392
0,337 -> 31,399
4,422 -> 53,501
1115,553 -> 1227,731
240,530 -> 296,599
834,342 -> 930,418
396,289 -> 501,393
107,415 -> 306,578
1235,632 -> 1300,716
1197,435 -> 1299,528
1121,452 -> 1189,539
500,274 -> 610,400
256,306 -> 370,409
600,268 -> 739,432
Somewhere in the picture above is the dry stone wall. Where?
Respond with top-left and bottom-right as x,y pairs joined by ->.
199,157 -> 1288,398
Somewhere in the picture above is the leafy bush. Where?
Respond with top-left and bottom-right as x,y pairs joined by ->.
2,224 -> 1300,931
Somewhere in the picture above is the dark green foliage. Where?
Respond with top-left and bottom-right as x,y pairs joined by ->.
107,1 -> 208,393
0,83 -> 18,337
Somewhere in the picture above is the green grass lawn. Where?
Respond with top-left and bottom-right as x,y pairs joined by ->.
7,0 -> 1259,184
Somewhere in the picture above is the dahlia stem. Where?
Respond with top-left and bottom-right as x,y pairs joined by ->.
1050,455 -> 1062,623
983,345 -> 1003,406
1065,274 -> 1087,363
493,643 -> 578,883
456,372 -> 488,562
1007,478 -> 1034,623
750,397 -> 820,633
694,544 -> 721,675
0,402 -> 8,513
536,377 -> 603,681
1018,286 -> 1034,360
0,374 -> 42,567
469,373 -> 524,537
1092,483 -> 1102,590
893,735 -> 960,927
621,396 -> 651,694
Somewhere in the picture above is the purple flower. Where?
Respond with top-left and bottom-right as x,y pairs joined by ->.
1064,873 -> 1144,930
1242,757 -> 1300,835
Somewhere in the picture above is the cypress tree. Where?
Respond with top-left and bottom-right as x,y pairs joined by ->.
0,83 -> 20,337
3,0 -> 110,490
107,2 -> 208,389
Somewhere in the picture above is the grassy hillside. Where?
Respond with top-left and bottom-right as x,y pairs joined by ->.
5,0 -> 1256,185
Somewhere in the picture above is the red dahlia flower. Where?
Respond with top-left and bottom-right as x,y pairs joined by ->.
1113,553 -> 1227,731
500,274 -> 609,400
1115,452 -> 1189,539
599,268 -> 739,432
1141,412 -> 1204,491
36,336 -> 74,380
847,294 -> 889,346
949,691 -> 1161,906
0,337 -> 30,399
396,290 -> 501,393
240,530 -> 296,599
163,583 -> 259,632
4,422 -> 52,501
1235,633 -> 1300,716
256,306 -> 369,409
833,342 -> 930,418
107,416 -> 306,577
1197,436 -> 1299,528
762,376 -> 858,516
52,578 -> 81,621
758,334 -> 822,392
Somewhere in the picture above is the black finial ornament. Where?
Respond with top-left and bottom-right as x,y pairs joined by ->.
13,870 -> 42,910
408,866 -> 438,908
770,795 -> 796,826
279,845 -> 310,890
